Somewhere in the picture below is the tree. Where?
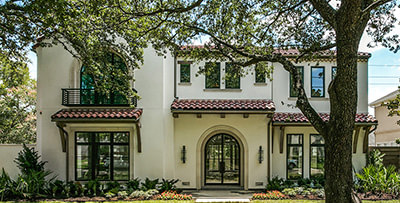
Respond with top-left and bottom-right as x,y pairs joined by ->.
0,52 -> 36,144
1,0 -> 399,202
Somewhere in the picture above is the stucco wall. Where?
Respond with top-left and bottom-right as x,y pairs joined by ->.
0,144 -> 36,179
174,114 -> 270,190
374,105 -> 400,143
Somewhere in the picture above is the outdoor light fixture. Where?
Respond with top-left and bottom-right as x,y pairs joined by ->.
258,146 -> 264,163
181,145 -> 186,163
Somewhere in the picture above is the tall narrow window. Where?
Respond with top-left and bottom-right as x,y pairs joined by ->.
290,66 -> 304,97
255,65 -> 266,83
225,63 -> 240,89
332,67 -> 337,80
287,134 -> 303,179
310,134 -> 325,178
180,64 -> 191,83
76,132 -> 129,181
311,66 -> 325,97
205,62 -> 221,89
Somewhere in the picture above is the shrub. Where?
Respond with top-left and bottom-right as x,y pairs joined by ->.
141,178 -> 159,191
252,191 -> 285,200
14,144 -> 47,176
368,149 -> 385,167
84,179 -> 102,197
156,191 -> 192,200
127,178 -> 141,192
105,181 -> 120,194
356,164 -> 400,195
0,168 -> 13,200
117,191 -> 128,199
266,177 -> 285,191
282,188 -> 297,196
159,178 -> 179,192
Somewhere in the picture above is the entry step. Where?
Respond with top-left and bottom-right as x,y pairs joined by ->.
196,199 -> 250,203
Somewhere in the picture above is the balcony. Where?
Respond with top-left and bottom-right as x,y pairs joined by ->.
61,88 -> 137,107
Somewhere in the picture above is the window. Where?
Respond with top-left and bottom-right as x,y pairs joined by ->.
205,62 -> 221,89
310,134 -> 325,178
225,63 -> 240,89
332,67 -> 337,80
290,66 -> 304,97
76,132 -> 129,181
287,134 -> 303,179
80,53 -> 128,105
311,66 -> 325,97
180,64 -> 190,83
255,65 -> 266,83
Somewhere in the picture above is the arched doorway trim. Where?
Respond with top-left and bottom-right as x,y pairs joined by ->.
196,125 -> 248,189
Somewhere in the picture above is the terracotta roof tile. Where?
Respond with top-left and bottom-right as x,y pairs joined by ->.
51,108 -> 143,121
171,99 -> 275,111
273,112 -> 377,123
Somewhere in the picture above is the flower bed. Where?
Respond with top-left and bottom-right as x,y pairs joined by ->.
156,191 -> 193,200
252,191 -> 285,200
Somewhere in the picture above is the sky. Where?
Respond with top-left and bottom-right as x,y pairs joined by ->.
26,7 -> 400,115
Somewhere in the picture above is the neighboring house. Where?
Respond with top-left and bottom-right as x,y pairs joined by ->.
369,90 -> 400,146
34,44 -> 376,190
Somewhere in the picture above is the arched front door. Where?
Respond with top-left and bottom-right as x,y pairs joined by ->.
205,133 -> 240,185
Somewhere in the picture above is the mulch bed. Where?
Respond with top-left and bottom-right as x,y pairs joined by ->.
358,192 -> 400,200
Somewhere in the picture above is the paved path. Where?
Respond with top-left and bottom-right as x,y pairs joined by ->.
182,190 -> 254,202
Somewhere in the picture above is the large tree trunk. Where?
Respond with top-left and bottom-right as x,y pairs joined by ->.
325,5 -> 364,202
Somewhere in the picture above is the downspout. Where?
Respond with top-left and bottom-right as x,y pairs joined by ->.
267,114 -> 273,181
174,54 -> 177,98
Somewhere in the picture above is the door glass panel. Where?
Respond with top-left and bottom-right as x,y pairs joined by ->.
95,145 -> 110,180
76,145 -> 91,180
205,134 -> 240,185
113,145 -> 129,180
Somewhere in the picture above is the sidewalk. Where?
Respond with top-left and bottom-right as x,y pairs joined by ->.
182,190 -> 254,202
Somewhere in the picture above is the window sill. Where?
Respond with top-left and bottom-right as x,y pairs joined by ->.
254,83 -> 268,86
288,97 -> 329,101
178,82 -> 192,86
203,88 -> 242,92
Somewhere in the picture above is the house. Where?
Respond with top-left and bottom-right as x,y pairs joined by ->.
369,90 -> 400,146
35,44 -> 376,190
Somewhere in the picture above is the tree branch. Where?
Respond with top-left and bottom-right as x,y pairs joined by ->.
308,0 -> 338,29
361,0 -> 392,19
117,0 -> 203,17
295,43 -> 337,63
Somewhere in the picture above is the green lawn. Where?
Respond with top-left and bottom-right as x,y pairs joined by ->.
2,201 -> 400,203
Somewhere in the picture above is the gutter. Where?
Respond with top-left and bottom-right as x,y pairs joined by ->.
174,53 -> 177,98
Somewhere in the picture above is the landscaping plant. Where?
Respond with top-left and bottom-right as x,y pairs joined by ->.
126,178 -> 141,192
252,191 -> 285,200
141,178 -> 159,191
159,178 -> 179,192
156,191 -> 192,200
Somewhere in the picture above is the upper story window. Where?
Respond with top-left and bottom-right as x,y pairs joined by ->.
205,62 -> 221,89
80,53 -> 128,105
225,63 -> 240,89
180,63 -> 191,83
310,134 -> 325,178
255,66 -> 266,83
287,134 -> 303,180
311,66 -> 325,97
290,66 -> 304,97
332,67 -> 337,80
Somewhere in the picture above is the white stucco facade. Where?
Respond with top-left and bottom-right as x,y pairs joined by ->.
34,43 -> 374,190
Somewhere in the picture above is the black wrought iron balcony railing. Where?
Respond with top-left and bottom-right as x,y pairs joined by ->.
61,88 -> 137,107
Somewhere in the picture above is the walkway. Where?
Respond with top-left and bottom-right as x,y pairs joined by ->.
182,190 -> 254,202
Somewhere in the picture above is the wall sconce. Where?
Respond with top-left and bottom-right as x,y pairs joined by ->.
181,145 -> 186,164
258,146 -> 264,164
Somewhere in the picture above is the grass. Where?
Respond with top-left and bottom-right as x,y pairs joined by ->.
1,200 -> 400,203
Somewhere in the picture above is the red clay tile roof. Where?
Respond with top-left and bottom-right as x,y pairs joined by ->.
171,99 -> 275,111
51,108 -> 143,121
273,112 -> 377,123
180,46 -> 370,58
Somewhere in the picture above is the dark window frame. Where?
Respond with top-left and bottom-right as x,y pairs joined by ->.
286,134 -> 304,180
205,62 -> 221,89
309,134 -> 325,178
289,66 -> 304,97
75,131 -> 130,181
225,63 -> 241,89
180,64 -> 191,83
311,66 -> 325,97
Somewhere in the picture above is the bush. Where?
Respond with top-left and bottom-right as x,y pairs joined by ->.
0,168 -> 14,200
141,178 -> 159,191
14,144 -> 47,176
159,178 -> 179,192
266,177 -> 285,191
252,191 -> 285,200
127,178 -> 141,192
129,189 -> 158,199
266,176 -> 324,191
282,188 -> 297,196
356,164 -> 400,195
156,191 -> 192,200
368,149 -> 385,167
105,181 -> 120,194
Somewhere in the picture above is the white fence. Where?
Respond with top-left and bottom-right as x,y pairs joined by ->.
0,144 -> 36,179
